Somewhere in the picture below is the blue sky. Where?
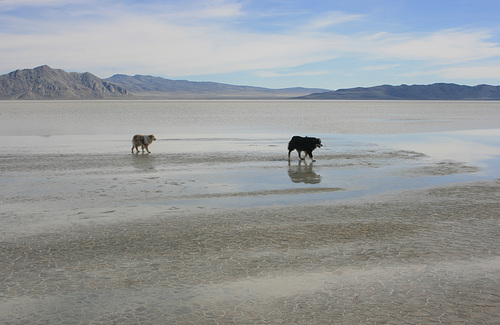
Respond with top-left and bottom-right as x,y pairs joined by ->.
1,0 -> 500,89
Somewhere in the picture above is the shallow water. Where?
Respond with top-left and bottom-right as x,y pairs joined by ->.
1,100 -> 499,237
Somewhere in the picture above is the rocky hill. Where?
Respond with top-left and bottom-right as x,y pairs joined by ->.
297,83 -> 500,100
105,74 -> 330,99
0,65 -> 130,99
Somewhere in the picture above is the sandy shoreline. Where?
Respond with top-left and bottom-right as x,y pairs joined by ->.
1,179 -> 499,324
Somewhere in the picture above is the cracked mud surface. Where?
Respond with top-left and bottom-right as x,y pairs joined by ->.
2,180 -> 499,324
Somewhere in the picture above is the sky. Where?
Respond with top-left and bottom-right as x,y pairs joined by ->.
1,0 -> 500,90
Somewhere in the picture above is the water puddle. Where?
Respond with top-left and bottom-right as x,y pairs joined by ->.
1,129 -> 499,233
157,129 -> 500,207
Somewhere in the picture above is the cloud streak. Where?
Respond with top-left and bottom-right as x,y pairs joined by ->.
1,0 -> 500,88
304,11 -> 365,30
369,29 -> 500,63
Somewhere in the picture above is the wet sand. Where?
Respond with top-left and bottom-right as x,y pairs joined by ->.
1,100 -> 500,323
1,177 -> 499,324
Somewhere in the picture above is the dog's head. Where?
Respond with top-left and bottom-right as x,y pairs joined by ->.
314,138 -> 323,148
150,135 -> 157,142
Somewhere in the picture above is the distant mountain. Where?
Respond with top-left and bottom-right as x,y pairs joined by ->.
105,74 -> 330,99
297,83 -> 500,100
0,65 -> 130,99
3,66 -> 500,101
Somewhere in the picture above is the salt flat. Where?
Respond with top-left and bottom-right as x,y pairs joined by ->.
1,100 -> 499,323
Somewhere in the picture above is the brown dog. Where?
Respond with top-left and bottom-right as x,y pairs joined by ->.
132,134 -> 156,153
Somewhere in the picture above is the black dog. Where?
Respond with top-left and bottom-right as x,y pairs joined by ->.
287,136 -> 323,161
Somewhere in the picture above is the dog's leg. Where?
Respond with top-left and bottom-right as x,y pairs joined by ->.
297,150 -> 304,160
145,145 -> 151,153
308,151 -> 316,162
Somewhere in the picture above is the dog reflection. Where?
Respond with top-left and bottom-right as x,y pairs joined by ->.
288,161 -> 321,184
131,153 -> 156,171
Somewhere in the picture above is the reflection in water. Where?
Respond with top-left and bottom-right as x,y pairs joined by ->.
376,129 -> 500,167
288,161 -> 321,184
131,153 -> 157,171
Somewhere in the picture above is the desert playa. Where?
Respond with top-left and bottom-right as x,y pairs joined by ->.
1,100 -> 499,324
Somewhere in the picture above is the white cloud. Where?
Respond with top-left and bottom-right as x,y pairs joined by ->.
0,9 -> 346,77
305,11 -> 364,30
0,1 -> 368,76
256,70 -> 329,77
368,29 -> 500,64
0,0 -> 89,7
439,65 -> 500,79
153,0 -> 244,21
362,64 -> 401,71
402,64 -> 500,81
196,0 -> 244,19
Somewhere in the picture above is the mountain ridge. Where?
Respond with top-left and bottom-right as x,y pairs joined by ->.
0,65 -> 130,99
104,74 -> 330,99
297,83 -> 500,100
1,65 -> 500,100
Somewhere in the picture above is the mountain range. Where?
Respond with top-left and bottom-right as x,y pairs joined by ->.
298,83 -> 500,100
1,65 -> 500,100
105,74 -> 329,99
0,66 -> 328,100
